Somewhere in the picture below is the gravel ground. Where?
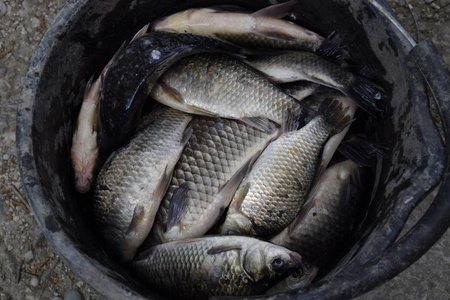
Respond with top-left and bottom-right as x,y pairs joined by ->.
0,0 -> 449,299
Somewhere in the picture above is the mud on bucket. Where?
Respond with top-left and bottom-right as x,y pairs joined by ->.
17,0 -> 450,299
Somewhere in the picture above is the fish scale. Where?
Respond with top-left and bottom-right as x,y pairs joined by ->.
270,160 -> 365,267
146,117 -> 278,245
221,99 -> 351,238
92,107 -> 192,262
215,32 -> 321,51
132,236 -> 302,299
150,53 -> 303,131
243,127 -> 327,235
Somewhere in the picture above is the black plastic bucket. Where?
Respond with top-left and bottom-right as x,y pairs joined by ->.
16,0 -> 450,299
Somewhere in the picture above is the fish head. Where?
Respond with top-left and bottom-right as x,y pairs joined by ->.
284,261 -> 318,289
151,9 -> 201,33
242,243 -> 302,284
72,148 -> 98,194
74,168 -> 94,194
265,261 -> 318,295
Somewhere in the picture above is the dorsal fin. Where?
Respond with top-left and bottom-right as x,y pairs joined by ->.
251,0 -> 296,19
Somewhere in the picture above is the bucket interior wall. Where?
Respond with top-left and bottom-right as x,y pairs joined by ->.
22,0 -> 445,298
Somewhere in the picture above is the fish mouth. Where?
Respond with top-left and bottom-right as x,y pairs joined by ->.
75,174 -> 92,194
288,252 -> 303,269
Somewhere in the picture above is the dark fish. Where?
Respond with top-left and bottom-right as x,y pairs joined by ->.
132,236 -> 303,299
99,31 -> 254,158
270,160 -> 365,267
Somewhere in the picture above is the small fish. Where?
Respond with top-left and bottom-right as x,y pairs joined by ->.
99,31 -> 254,159
146,117 -> 279,245
71,25 -> 149,193
132,236 -> 303,299
92,107 -> 192,262
150,53 -> 303,132
151,1 -> 324,52
71,44 -> 125,193
71,76 -> 102,194
221,98 -> 352,238
265,261 -> 318,296
245,51 -> 384,115
270,160 -> 366,267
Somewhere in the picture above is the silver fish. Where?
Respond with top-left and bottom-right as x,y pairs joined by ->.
92,107 -> 192,262
151,1 -> 324,52
265,261 -> 318,296
245,51 -> 384,115
221,98 -> 352,238
132,236 -> 303,299
147,117 -> 279,245
270,160 -> 365,267
150,53 -> 303,132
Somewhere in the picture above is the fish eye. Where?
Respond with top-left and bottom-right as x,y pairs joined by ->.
272,258 -> 285,271
292,268 -> 303,278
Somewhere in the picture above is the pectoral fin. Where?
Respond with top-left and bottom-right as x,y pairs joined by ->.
151,81 -> 186,104
230,182 -> 251,211
166,182 -> 190,230
126,204 -> 147,236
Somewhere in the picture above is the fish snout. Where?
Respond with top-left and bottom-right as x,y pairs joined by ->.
75,172 -> 93,194
288,252 -> 303,269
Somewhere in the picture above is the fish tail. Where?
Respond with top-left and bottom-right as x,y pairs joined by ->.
315,31 -> 350,62
337,135 -> 389,167
319,98 -> 353,134
345,75 -> 384,116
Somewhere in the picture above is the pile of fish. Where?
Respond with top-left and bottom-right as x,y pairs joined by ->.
70,1 -> 385,299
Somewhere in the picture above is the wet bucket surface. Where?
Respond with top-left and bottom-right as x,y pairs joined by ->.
17,0 -> 450,299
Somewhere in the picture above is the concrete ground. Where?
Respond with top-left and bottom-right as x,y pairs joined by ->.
0,0 -> 449,299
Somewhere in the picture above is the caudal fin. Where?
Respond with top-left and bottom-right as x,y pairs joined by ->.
345,75 -> 384,116
337,135 -> 388,167
315,31 -> 350,62
319,98 -> 353,134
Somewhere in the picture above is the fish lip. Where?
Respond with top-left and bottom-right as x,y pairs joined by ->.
75,175 -> 92,194
288,252 -> 303,269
